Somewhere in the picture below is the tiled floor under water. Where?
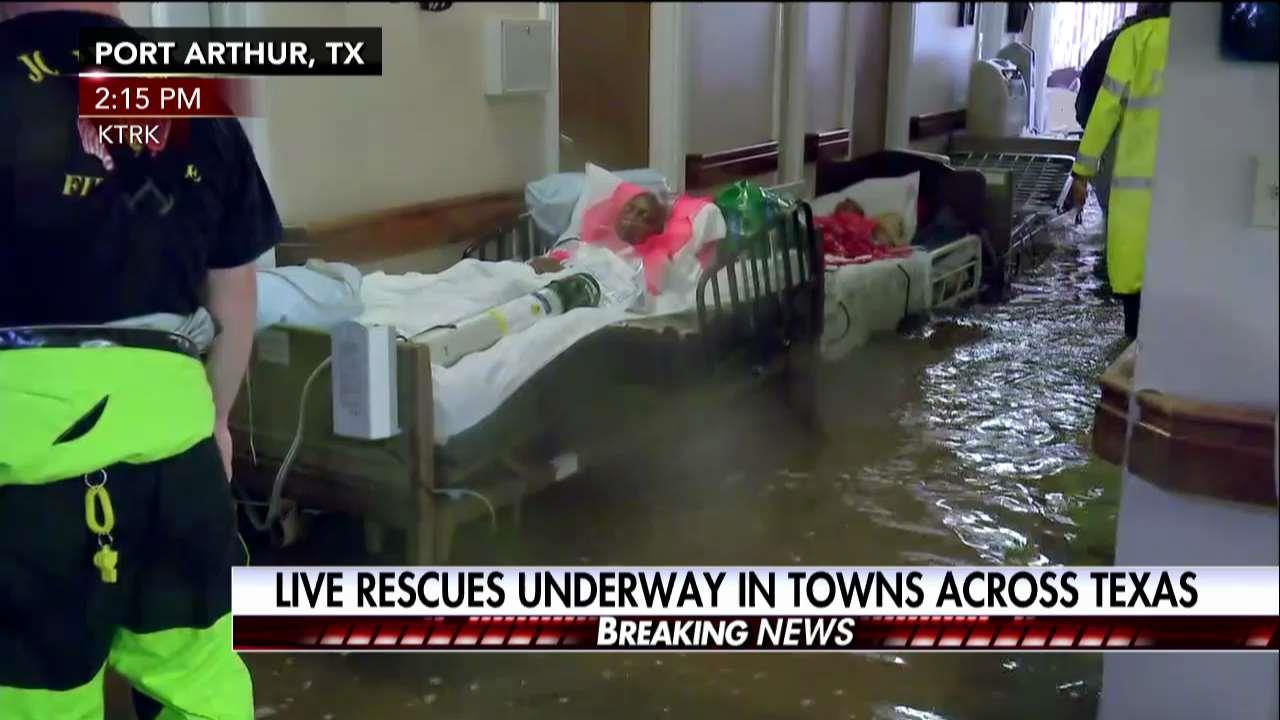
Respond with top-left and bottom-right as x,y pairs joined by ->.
110,206 -> 1128,720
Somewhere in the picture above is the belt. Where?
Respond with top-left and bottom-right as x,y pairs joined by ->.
0,325 -> 201,358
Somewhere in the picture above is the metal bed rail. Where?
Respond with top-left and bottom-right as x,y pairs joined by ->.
462,212 -> 548,262
947,151 -> 1075,215
694,201 -> 824,363
926,235 -> 983,310
947,150 -> 1074,295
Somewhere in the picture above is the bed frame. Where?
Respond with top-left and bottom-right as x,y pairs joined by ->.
945,135 -> 1078,295
814,150 -> 991,305
230,201 -> 822,564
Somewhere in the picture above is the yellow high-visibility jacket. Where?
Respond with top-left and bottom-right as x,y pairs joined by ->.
1073,16 -> 1171,295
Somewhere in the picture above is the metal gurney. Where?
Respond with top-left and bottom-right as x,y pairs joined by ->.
946,135 -> 1079,295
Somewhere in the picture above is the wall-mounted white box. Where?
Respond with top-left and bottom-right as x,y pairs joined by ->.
485,18 -> 552,96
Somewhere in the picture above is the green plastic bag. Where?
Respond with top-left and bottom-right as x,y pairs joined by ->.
714,181 -> 791,258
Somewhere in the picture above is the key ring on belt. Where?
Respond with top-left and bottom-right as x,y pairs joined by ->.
84,469 -> 120,583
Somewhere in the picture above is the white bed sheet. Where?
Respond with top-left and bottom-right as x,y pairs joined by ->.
357,259 -> 620,444
356,247 -> 724,444
820,251 -> 931,362
818,233 -> 982,362
257,246 -> 807,445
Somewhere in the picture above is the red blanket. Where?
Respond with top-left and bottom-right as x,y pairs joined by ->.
815,210 -> 914,266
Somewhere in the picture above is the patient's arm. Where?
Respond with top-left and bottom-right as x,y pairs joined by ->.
528,256 -> 564,274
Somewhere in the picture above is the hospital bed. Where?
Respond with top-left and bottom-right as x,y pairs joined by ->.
944,135 -> 1078,295
229,194 -> 822,564
811,151 -> 991,361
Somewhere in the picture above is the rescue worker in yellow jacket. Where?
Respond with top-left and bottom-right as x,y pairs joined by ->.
1070,4 -> 1171,340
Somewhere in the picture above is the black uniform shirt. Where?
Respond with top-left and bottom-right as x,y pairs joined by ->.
0,11 -> 281,326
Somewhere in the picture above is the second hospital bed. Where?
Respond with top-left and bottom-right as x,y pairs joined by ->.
811,150 -> 993,361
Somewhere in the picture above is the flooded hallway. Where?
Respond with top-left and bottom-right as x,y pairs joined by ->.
240,207 -> 1122,720
3,2 -> 1275,720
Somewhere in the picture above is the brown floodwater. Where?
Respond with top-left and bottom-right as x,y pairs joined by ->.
115,208 -> 1126,720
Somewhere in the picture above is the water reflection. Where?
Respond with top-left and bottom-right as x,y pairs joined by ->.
236,208 -> 1120,720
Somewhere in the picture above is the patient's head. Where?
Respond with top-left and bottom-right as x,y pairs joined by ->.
873,212 -> 907,247
834,198 -> 867,216
616,192 -> 668,245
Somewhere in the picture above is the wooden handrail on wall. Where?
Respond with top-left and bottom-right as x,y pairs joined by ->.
909,109 -> 967,142
685,128 -> 851,190
278,190 -> 525,267
1093,345 -> 1278,508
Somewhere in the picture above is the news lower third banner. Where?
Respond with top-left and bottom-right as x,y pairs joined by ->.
232,567 -> 1280,652
80,28 -> 383,76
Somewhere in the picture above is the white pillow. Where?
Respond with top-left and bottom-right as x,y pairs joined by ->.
810,171 -> 920,243
559,163 -> 669,243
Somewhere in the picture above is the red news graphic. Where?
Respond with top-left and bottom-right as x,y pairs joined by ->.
232,615 -> 1280,652
78,74 -> 251,118
232,566 -> 1280,652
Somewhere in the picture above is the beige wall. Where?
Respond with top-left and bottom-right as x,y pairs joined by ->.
688,2 -> 778,154
247,2 -> 547,225
805,1 -> 846,133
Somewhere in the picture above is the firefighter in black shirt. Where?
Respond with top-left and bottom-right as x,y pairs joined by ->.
1,3 -> 279,717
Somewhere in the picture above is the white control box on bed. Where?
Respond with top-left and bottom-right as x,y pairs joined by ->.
331,321 -> 400,440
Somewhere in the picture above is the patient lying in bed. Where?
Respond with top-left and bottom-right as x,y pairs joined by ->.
816,199 -> 913,265
528,182 -> 719,298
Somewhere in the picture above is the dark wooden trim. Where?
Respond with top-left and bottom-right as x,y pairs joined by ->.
685,141 -> 780,190
277,191 -> 525,266
805,128 -> 852,164
909,109 -> 967,142
1093,345 -> 1278,507
684,128 -> 851,190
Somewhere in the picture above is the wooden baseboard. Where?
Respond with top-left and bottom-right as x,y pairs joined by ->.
277,191 -> 525,266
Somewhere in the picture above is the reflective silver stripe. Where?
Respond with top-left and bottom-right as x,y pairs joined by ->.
1113,176 -> 1154,190
1102,74 -> 1129,98
1126,95 -> 1162,110
1075,154 -> 1101,173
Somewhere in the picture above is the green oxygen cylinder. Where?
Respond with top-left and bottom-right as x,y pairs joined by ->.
419,272 -> 602,367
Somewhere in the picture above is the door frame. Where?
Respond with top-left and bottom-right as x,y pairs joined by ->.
544,2 -> 687,189
539,2 -> 560,177
648,2 -> 688,190
884,2 -> 916,150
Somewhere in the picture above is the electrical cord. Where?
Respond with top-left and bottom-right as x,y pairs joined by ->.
240,355 -> 332,533
244,369 -> 258,466
432,487 -> 498,531
402,323 -> 457,342
896,263 -> 913,319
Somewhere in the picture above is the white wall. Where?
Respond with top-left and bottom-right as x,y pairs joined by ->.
805,1 -> 845,133
907,2 -> 976,119
1135,5 -> 1280,410
241,2 -> 547,225
1100,4 -> 1280,719
688,2 -> 778,154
